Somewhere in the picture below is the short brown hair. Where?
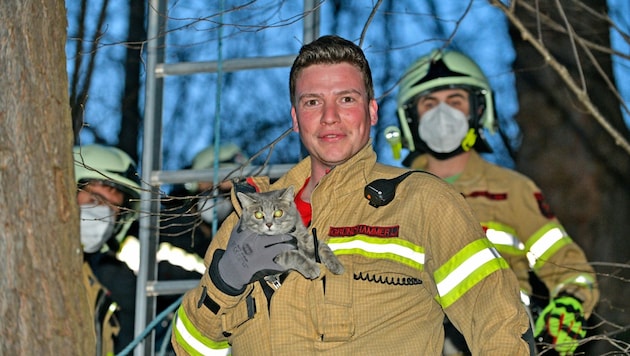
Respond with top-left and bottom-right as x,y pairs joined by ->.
289,35 -> 374,106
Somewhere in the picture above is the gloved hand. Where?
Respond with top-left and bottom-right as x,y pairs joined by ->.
534,294 -> 586,355
209,223 -> 297,295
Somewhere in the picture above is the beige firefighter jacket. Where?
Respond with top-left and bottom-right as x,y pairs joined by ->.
83,261 -> 120,356
172,143 -> 530,355
410,151 -> 599,316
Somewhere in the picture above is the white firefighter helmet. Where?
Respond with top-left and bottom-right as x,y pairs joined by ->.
74,144 -> 141,242
396,49 -> 496,162
186,143 -> 248,192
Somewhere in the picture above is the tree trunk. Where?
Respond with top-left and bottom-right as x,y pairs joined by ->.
118,0 -> 146,162
0,2 -> 94,354
508,0 -> 630,352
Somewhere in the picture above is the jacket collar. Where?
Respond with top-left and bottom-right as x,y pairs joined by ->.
276,140 -> 378,199
410,150 -> 484,184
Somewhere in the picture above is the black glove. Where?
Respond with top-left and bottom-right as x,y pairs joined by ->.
209,224 -> 297,295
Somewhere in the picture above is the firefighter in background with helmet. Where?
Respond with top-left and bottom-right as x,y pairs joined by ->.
74,144 -> 141,355
184,142 -> 248,229
145,143 -> 248,352
158,142 -> 249,267
395,49 -> 599,355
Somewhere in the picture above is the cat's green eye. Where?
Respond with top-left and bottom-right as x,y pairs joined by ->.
273,209 -> 283,218
255,211 -> 264,219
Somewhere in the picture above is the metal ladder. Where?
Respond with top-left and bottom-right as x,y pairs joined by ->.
134,1 -> 321,355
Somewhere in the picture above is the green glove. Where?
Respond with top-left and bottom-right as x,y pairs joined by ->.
534,294 -> 586,355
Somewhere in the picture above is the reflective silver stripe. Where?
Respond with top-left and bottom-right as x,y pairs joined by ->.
526,227 -> 565,267
117,237 -> 206,275
436,247 -> 499,297
156,242 -> 206,274
572,275 -> 592,285
485,228 -> 524,250
551,275 -> 596,296
174,314 -> 230,356
520,290 -> 530,306
328,238 -> 424,265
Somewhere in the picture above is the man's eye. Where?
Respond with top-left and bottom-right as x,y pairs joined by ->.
341,96 -> 355,103
447,100 -> 463,107
305,99 -> 318,106
418,102 -> 434,114
88,195 -> 105,206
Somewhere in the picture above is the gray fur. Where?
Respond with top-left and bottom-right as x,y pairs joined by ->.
236,186 -> 344,279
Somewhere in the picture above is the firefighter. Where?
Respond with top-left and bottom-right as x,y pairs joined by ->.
74,144 -> 141,355
171,35 -> 530,355
174,142 -> 248,246
151,143 -> 249,287
152,143 -> 249,350
395,49 -> 599,355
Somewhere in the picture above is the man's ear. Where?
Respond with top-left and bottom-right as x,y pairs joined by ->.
291,107 -> 299,132
369,99 -> 379,126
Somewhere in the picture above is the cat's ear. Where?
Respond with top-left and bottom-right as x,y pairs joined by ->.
281,186 -> 295,201
236,191 -> 256,209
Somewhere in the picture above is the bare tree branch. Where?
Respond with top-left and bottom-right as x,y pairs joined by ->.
490,0 -> 630,156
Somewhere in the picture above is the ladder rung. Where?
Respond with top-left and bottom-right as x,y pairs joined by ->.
146,279 -> 199,296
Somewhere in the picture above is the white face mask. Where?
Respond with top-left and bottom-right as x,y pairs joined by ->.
197,196 -> 234,224
80,204 -> 116,253
418,101 -> 469,153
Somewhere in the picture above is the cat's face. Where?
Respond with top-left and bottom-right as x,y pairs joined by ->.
237,187 -> 298,235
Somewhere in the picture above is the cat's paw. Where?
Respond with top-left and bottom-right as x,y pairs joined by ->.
296,264 -> 321,279
318,243 -> 345,275
324,260 -> 345,275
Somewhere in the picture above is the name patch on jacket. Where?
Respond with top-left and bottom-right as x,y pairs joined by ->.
464,190 -> 507,200
329,225 -> 399,238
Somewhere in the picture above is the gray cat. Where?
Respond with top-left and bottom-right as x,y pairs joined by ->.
236,186 -> 344,279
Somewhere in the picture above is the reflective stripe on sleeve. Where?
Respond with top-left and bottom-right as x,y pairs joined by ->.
434,238 -> 510,309
173,305 -> 230,356
551,274 -> 597,297
482,221 -> 525,256
328,236 -> 425,270
525,223 -> 572,270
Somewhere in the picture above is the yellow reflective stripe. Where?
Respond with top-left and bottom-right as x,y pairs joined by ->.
434,238 -> 510,309
173,306 -> 230,356
328,236 -> 424,270
482,221 -> 525,256
525,223 -> 572,270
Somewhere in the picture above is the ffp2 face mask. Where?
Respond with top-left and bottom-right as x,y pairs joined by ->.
418,101 -> 469,153
80,204 -> 116,253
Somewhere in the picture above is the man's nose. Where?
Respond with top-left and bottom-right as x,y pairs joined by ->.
321,102 -> 340,125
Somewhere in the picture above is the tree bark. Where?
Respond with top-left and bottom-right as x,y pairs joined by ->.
508,0 -> 630,352
0,1 -> 94,354
118,0 -> 146,162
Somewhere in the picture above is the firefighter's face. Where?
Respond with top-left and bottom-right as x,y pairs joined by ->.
291,63 -> 378,172
415,88 -> 470,117
77,181 -> 125,214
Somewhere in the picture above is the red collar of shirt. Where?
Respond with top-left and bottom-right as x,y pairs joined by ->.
295,177 -> 312,227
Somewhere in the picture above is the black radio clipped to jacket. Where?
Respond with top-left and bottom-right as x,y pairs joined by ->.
364,170 -> 430,208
